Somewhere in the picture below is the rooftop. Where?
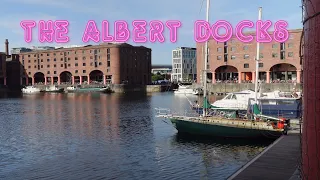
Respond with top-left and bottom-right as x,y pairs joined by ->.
19,43 -> 151,54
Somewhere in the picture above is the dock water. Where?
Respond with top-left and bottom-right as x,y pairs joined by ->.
228,132 -> 301,180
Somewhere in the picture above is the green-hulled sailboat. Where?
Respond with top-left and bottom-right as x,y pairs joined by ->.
155,5 -> 288,139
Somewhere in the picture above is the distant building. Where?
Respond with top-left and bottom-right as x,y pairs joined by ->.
6,54 -> 21,90
31,46 -> 55,50
19,43 -> 152,85
171,47 -> 197,82
151,65 -> 172,74
196,29 -> 302,84
11,47 -> 33,54
0,52 -> 6,86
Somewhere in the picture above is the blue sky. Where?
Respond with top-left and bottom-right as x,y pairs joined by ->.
0,0 -> 302,65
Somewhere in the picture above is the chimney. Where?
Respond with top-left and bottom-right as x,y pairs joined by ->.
5,39 -> 9,56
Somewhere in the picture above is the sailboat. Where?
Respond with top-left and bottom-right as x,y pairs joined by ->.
155,5 -> 289,139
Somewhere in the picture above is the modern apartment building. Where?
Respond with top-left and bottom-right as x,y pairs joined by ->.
19,43 -> 152,85
171,47 -> 197,82
196,29 -> 302,84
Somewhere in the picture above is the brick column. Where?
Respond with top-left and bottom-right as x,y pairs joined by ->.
57,76 -> 60,85
266,71 -> 270,83
297,70 -> 301,83
72,76 -> 75,85
212,73 -> 216,84
51,76 -> 54,85
87,75 -> 90,84
79,76 -> 82,85
252,71 -> 255,83
32,77 -> 35,85
44,76 -> 47,85
103,75 -> 106,85
238,72 -> 242,84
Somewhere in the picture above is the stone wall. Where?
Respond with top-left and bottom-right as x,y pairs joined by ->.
110,84 -> 172,93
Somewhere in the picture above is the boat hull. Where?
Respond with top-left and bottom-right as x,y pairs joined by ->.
42,88 -> 65,93
67,88 -> 102,93
169,118 -> 283,139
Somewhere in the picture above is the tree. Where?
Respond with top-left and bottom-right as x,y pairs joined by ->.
152,73 -> 165,81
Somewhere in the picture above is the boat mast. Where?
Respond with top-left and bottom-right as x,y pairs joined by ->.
254,7 -> 262,103
203,0 -> 210,117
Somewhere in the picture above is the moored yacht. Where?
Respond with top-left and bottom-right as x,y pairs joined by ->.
22,86 -> 41,94
211,89 -> 301,109
173,83 -> 199,94
191,89 -> 302,119
42,85 -> 65,93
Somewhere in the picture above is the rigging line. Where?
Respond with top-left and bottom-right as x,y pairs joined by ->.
199,0 -> 206,15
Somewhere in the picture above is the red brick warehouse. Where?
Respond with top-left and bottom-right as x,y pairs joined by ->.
19,43 -> 152,86
196,29 -> 302,84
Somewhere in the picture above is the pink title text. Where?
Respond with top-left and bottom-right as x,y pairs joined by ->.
20,20 -> 290,43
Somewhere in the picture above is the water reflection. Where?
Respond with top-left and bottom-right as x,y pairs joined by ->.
0,92 -> 272,180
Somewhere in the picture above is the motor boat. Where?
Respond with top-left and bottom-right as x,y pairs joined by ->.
209,89 -> 302,118
173,83 -> 197,94
211,90 -> 301,109
22,86 -> 41,94
42,85 -> 65,93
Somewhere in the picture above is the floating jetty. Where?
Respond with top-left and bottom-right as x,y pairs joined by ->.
227,127 -> 301,180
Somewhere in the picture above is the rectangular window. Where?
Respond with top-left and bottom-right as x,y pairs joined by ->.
259,63 -> 263,67
288,43 -> 294,48
280,43 -> 285,51
83,63 -> 86,66
230,47 -> 236,51
272,44 -> 277,48
107,61 -> 110,67
259,53 -> 263,58
217,56 -> 221,60
217,48 -> 222,52
244,54 -> 249,59
231,55 -> 236,59
280,52 -> 285,60
288,52 -> 293,57
244,64 -> 249,68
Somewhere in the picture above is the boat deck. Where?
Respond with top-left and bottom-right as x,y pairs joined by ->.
227,133 -> 301,180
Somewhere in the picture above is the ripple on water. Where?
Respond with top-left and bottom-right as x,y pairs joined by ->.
0,93 -> 272,180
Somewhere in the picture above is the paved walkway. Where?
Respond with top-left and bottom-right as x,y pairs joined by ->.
228,134 -> 301,180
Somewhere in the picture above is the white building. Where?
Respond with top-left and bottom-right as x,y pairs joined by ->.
171,47 -> 197,82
